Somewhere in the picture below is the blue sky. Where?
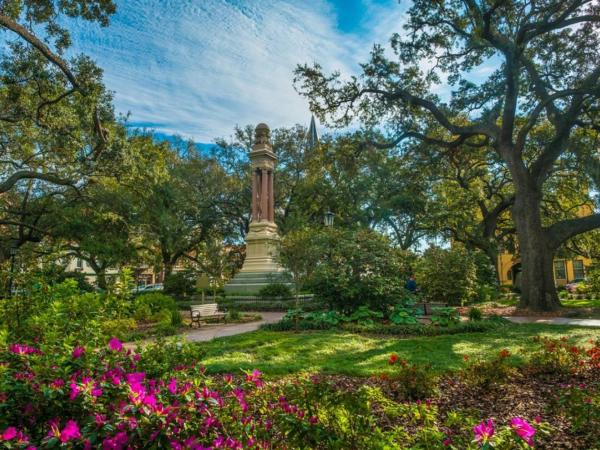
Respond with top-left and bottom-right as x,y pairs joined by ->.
63,0 -> 407,142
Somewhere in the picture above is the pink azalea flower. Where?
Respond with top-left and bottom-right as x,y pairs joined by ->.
473,419 -> 494,445
72,346 -> 85,359
91,385 -> 103,397
2,427 -> 17,440
108,338 -> 123,352
511,417 -> 536,446
69,383 -> 80,400
9,344 -> 41,355
60,420 -> 80,443
168,378 -> 177,394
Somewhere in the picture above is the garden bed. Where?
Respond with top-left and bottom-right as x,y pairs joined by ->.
1,335 -> 598,448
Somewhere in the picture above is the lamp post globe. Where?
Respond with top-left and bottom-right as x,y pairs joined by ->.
324,211 -> 335,227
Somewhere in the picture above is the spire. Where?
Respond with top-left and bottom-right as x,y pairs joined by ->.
307,115 -> 319,149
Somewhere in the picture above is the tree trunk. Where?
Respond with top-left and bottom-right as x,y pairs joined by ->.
512,190 -> 561,311
96,271 -> 107,290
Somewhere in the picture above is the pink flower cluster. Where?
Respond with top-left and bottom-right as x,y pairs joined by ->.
473,416 -> 539,447
0,338 -> 320,449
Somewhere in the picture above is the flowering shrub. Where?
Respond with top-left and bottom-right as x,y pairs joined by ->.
0,336 -> 597,449
0,338 -> 330,449
528,336 -> 588,375
551,384 -> 600,438
461,349 -> 517,388
384,357 -> 438,400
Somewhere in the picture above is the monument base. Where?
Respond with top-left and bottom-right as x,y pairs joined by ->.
224,221 -> 291,294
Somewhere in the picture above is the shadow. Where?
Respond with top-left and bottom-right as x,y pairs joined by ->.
199,323 -> 600,377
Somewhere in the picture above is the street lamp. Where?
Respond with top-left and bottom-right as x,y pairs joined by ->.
324,211 -> 335,227
7,245 -> 17,297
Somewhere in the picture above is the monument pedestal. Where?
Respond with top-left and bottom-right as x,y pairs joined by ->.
224,222 -> 288,294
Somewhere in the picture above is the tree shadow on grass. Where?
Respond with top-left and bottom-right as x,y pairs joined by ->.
200,324 -> 599,377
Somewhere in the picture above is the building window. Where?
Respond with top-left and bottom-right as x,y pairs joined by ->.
507,270 -> 512,280
76,258 -> 84,270
554,260 -> 567,280
573,260 -> 585,280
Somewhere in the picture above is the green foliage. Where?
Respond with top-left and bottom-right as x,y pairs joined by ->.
461,350 -> 516,389
308,228 -> 414,314
258,283 -> 292,299
134,292 -> 177,315
417,246 -> 478,306
99,318 -> 137,341
390,305 -> 419,325
468,307 -> 483,321
586,265 -> 600,296
429,307 -> 460,327
387,361 -> 438,401
227,309 -> 241,320
164,271 -> 196,298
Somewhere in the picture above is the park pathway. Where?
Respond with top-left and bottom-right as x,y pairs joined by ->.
124,312 -> 284,349
506,316 -> 600,327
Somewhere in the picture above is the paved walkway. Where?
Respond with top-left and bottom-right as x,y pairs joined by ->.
506,316 -> 600,327
125,312 -> 284,349
184,312 -> 284,342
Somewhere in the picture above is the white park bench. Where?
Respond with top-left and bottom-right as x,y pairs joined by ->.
189,303 -> 226,328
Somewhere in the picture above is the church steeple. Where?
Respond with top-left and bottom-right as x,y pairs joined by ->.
307,115 -> 319,149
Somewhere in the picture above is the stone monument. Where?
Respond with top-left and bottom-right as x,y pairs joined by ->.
224,123 -> 288,293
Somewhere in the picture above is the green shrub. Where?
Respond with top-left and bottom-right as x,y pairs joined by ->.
170,309 -> 183,327
155,321 -> 177,336
430,307 -> 460,326
468,307 -> 483,321
164,271 -> 196,297
259,283 -> 292,299
227,309 -> 241,320
307,228 -> 414,315
134,292 -> 177,315
390,305 -> 419,325
100,318 -> 137,341
417,246 -> 478,306
461,350 -> 516,388
387,361 -> 438,400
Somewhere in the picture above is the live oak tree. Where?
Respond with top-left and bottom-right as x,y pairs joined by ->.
295,0 -> 600,311
0,0 -> 119,261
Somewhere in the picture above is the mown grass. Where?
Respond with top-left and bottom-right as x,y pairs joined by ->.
199,323 -> 599,377
560,297 -> 600,308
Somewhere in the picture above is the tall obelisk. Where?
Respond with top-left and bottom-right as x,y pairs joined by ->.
225,123 -> 287,293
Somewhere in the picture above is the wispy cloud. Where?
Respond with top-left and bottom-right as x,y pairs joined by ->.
65,0 -> 406,142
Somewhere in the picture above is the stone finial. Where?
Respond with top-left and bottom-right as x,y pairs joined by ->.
255,123 -> 270,145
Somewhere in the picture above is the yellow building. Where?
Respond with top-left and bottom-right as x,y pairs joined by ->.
497,251 -> 592,287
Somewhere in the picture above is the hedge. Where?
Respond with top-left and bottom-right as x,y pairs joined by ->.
261,318 -> 510,336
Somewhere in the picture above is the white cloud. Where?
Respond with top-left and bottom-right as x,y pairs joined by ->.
66,0 -> 407,141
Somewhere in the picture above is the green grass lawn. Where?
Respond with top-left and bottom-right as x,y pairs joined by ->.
199,324 -> 600,377
560,297 -> 600,308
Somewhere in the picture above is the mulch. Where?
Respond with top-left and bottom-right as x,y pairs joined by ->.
312,366 -> 599,449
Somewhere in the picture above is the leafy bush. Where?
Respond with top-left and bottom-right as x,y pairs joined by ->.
586,265 -> 600,296
100,318 -> 137,341
468,307 -> 483,321
386,358 -> 438,400
390,305 -> 419,325
258,282 -> 292,299
461,349 -> 516,388
430,307 -> 460,327
528,336 -> 588,375
417,246 -> 478,306
308,228 -> 413,314
163,271 -> 196,297
133,292 -> 177,321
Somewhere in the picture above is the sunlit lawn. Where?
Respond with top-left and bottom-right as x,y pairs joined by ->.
199,324 -> 600,377
560,297 -> 600,308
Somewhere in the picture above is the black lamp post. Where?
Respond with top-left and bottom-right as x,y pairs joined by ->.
324,211 -> 335,227
7,245 -> 17,297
